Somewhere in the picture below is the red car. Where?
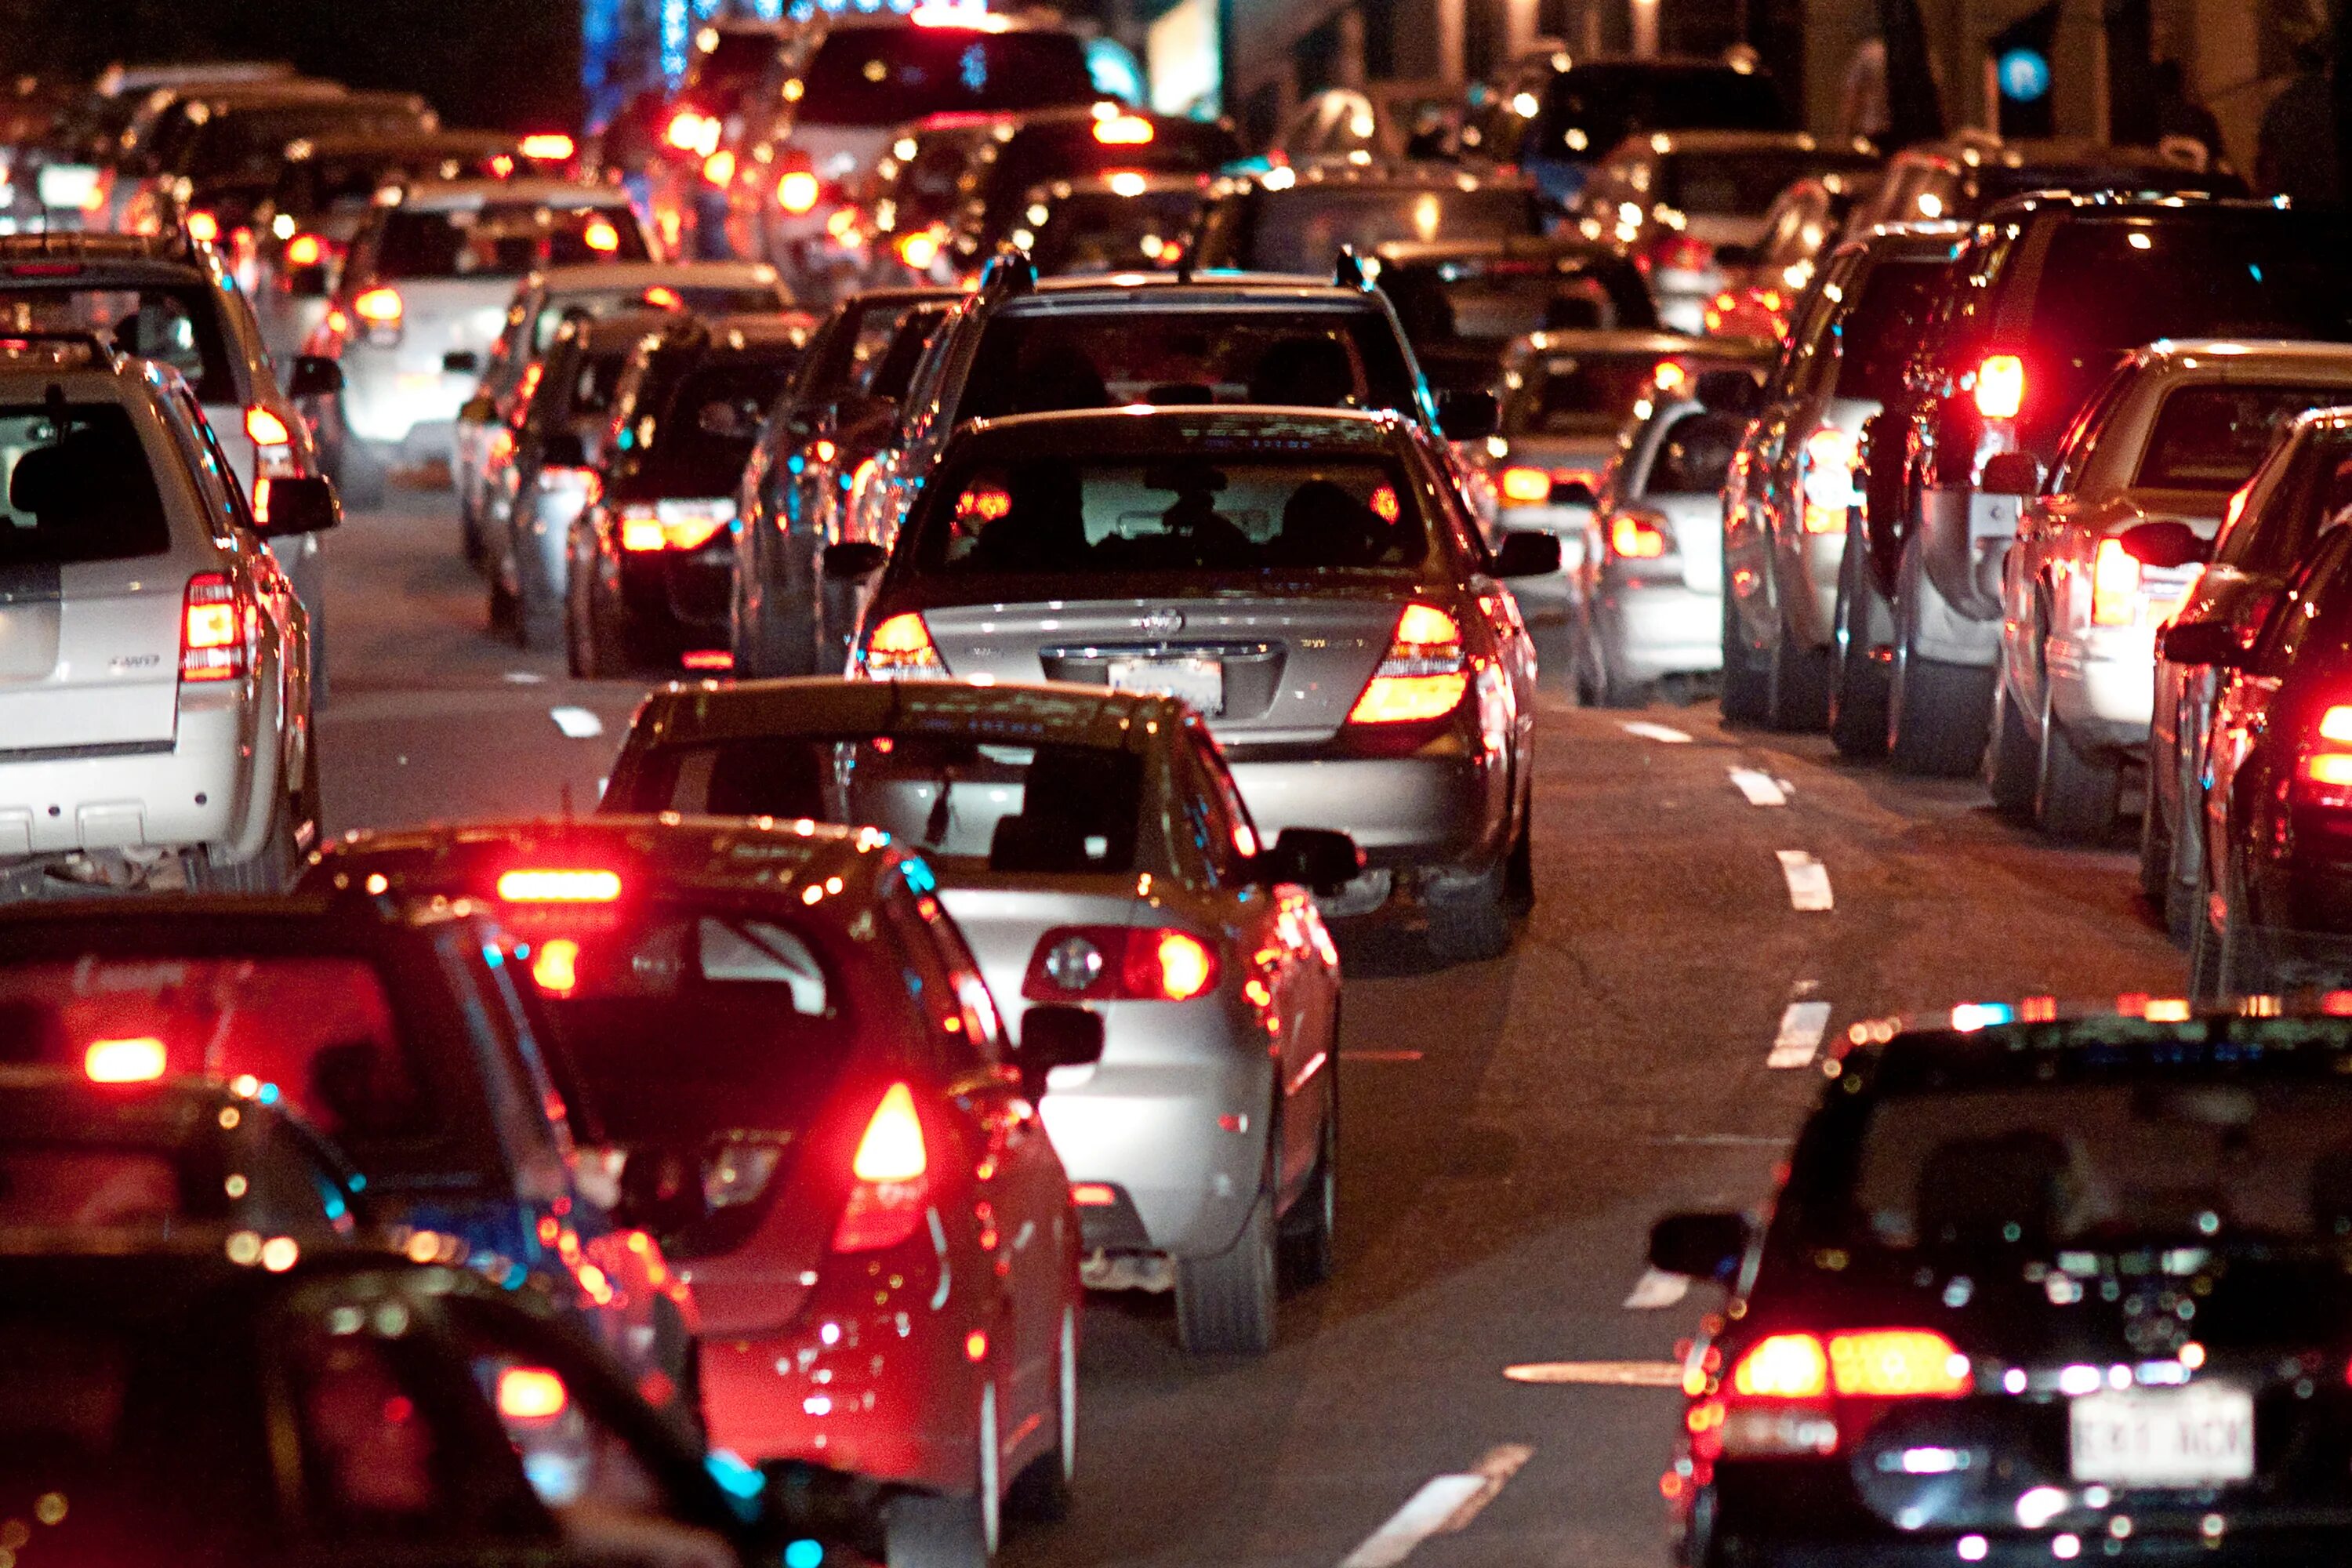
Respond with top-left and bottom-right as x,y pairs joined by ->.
305,815 -> 1102,1566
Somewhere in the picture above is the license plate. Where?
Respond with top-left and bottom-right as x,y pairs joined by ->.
1106,655 -> 1223,716
2070,1385 -> 2254,1486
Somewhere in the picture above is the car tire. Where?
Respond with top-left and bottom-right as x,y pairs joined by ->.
2034,688 -> 2122,844
1719,568 -> 1769,726
1502,807 -> 1534,916
1828,533 -> 1889,759
1279,1068 -> 1338,1289
1006,1306 -> 1076,1525
1425,862 -> 1512,964
567,539 -> 634,680
194,787 -> 299,895
1886,539 -> 1994,776
886,1381 -> 999,1568
488,575 -> 519,640
1985,675 -> 2037,821
1763,623 -> 1830,731
1175,1185 -> 1276,1355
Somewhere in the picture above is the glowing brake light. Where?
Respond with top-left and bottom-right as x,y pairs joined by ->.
897,229 -> 941,270
495,1366 -> 569,1421
1610,511 -> 1670,559
2299,705 -> 2352,800
85,1036 -> 167,1083
2090,536 -> 2141,626
1348,603 -> 1467,724
1732,1334 -> 1828,1398
833,1083 -> 931,1252
618,503 -> 730,552
666,112 -> 719,158
518,133 -> 576,162
1827,1330 -> 1971,1396
1973,354 -> 2025,421
861,612 -> 945,679
245,405 -> 291,447
530,936 -> 581,995
180,572 -> 246,683
352,286 -> 403,325
1023,925 -> 1221,1002
184,210 -> 218,243
583,217 -> 621,253
1499,466 -> 1552,505
496,869 -> 622,903
1799,427 -> 1857,534
777,170 -> 822,213
1093,115 -> 1156,146
283,233 -> 324,267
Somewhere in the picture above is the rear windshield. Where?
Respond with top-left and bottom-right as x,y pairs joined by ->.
280,151 -> 503,217
1026,188 -> 1204,275
182,103 -> 430,181
1203,186 -> 1539,273
1385,265 -> 1632,387
0,285 -> 234,402
2136,384 -> 2339,492
626,736 -> 1146,871
797,295 -> 949,403
906,450 -> 1433,578
612,353 -> 800,499
0,404 -> 171,568
0,1147 -> 209,1229
959,310 -> 1418,420
796,29 -> 1097,128
1660,150 -> 1873,218
1503,352 -> 1663,435
684,30 -> 781,103
1531,65 -> 1790,158
1831,256 -> 1948,402
966,122 -> 1240,240
529,347 -> 630,426
532,284 -> 786,351
373,202 -> 648,280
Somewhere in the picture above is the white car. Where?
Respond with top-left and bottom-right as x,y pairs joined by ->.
1989,339 -> 2352,840
307,179 -> 652,500
0,339 -> 333,898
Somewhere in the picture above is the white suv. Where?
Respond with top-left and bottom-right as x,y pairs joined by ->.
0,339 -> 334,898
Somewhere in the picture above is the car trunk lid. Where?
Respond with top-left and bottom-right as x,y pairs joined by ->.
931,868 -> 1146,1036
0,559 -> 181,753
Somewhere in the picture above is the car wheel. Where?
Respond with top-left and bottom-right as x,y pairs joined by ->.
2034,686 -> 2122,843
886,1381 -> 999,1567
1006,1305 -> 1076,1525
1425,862 -> 1511,964
1502,805 -> 1534,916
1763,621 -> 1830,731
1719,567 -> 1769,726
487,575 -> 519,640
1985,674 -> 2037,821
291,728 -> 324,858
1279,1068 -> 1338,1289
1828,533 -> 1889,759
1175,1185 -> 1276,1355
194,789 -> 299,895
1886,540 -> 1993,777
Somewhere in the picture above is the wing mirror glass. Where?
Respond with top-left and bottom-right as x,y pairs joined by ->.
255,474 -> 339,537
1012,1004 -> 1105,1100
286,354 -> 343,400
2118,519 -> 2211,572
1251,826 -> 1363,895
1648,1210 -> 1750,1283
2154,617 -> 2248,669
1436,389 -> 1499,441
822,541 -> 887,579
1978,451 -> 2044,497
1492,529 -> 1562,579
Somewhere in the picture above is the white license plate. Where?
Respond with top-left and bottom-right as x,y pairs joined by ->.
2070,1385 -> 2254,1486
1107,656 -> 1223,716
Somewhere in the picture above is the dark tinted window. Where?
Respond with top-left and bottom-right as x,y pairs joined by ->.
796,28 -> 1097,128
1026,187 -> 1204,275
374,203 -> 649,280
1530,64 -> 1789,158
962,120 -> 1241,249
1503,352 -> 1661,435
1384,264 -> 1632,390
1659,149 -> 1874,218
795,295 -> 949,403
2136,384 -> 2338,492
182,103 -> 430,181
1831,256 -> 1948,401
866,307 -> 946,399
959,310 -> 1418,419
0,285 -> 234,401
281,149 -> 506,216
1203,185 -> 1540,273
615,353 -> 799,498
0,404 -> 171,567
1645,409 -> 1745,494
2219,426 -> 2352,572
683,29 -> 782,103
532,284 -> 787,350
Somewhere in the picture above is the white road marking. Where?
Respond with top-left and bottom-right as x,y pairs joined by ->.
1503,1360 -> 1682,1387
550,706 -> 604,739
502,670 -> 546,684
1621,721 -> 1692,744
1728,768 -> 1787,805
1775,849 -> 1834,911
1621,1268 -> 1691,1309
1769,1000 -> 1834,1069
1338,1446 -> 1532,1568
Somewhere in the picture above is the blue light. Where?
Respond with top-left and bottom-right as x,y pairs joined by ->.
348,1173 -> 365,1192
902,856 -> 937,895
1950,1002 -> 2015,1033
2250,264 -> 2264,282
482,943 -> 505,968
706,1449 -> 767,1501
960,42 -> 988,91
257,1081 -> 281,1105
785,1542 -> 824,1568
1996,48 -> 2050,103
661,0 -> 691,83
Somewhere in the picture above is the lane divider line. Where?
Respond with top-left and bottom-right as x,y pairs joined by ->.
1621,1267 -> 1691,1310
550,706 -> 604,739
1728,768 -> 1787,806
1338,1446 -> 1532,1568
1775,849 -> 1834,911
1769,998 -> 1834,1070
1621,720 -> 1692,744
502,670 -> 546,684
1503,1361 -> 1682,1387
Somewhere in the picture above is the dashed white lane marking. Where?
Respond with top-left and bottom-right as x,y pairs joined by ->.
550,706 -> 604,739
1338,1446 -> 1533,1568
1621,720 -> 1693,744
1621,1268 -> 1691,1309
1775,849 -> 1834,911
1504,1361 -> 1682,1387
1728,768 -> 1787,806
1769,1000 -> 1834,1069
502,670 -> 546,684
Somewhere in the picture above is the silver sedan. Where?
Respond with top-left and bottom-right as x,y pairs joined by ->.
601,677 -> 1360,1355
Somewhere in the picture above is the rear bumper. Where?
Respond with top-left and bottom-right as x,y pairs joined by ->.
1594,573 -> 1720,681
1225,733 -> 1508,875
2045,623 -> 2161,753
1037,1044 -> 1272,1259
0,692 -> 249,858
339,344 -> 472,454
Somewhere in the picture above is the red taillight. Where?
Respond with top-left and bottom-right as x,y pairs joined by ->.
1708,1328 -> 1969,1459
530,936 -> 581,995
701,150 -> 736,189
1348,603 -> 1467,724
185,210 -> 219,243
284,233 -> 324,268
495,1366 -> 569,1421
85,1036 -> 167,1083
1092,114 -> 1155,145
667,111 -> 719,158
1974,354 -> 2025,421
2299,703 -> 2352,805
832,1083 -> 930,1253
1731,1334 -> 1829,1398
1071,1182 -> 1118,1206
1650,234 -> 1714,273
245,405 -> 290,447
2091,536 -> 2141,626
497,868 -> 622,902
1826,1330 -> 1971,1397
1023,925 -> 1221,1002
778,170 -> 822,214
518,132 -> 576,162
1800,428 -> 1857,535
1499,466 -> 1552,505
352,286 -> 402,325
1610,511 -> 1670,559
860,612 -> 944,679
583,217 -> 621,253
180,572 -> 246,683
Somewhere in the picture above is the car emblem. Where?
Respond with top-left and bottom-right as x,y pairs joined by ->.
1138,609 -> 1185,635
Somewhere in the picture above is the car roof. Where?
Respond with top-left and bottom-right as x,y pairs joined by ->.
0,892 -> 473,953
1838,1007 -> 2352,1094
1233,159 -> 1534,193
1029,171 -> 1208,198
559,309 -> 679,352
993,270 -> 1383,312
814,12 -> 1073,34
0,344 -> 166,394
394,179 -> 634,211
0,1066 -> 264,1127
287,128 -> 517,158
2133,339 -> 2352,372
1636,129 -> 1870,157
532,260 -> 782,293
951,403 -> 1414,458
1512,49 -> 1769,74
0,231 -> 208,283
1976,190 -> 2301,225
1506,327 -> 1726,358
624,676 -> 1181,753
1896,135 -> 2209,176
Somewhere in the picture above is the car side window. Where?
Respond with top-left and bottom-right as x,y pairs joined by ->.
2253,525 -> 2352,677
910,891 -> 1004,1067
880,884 -> 997,1073
1644,410 -> 1748,495
438,932 -> 573,1186
2048,363 -> 2136,494
162,388 -> 245,545
1183,728 -> 1259,884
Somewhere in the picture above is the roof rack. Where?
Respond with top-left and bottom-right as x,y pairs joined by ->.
1332,245 -> 1373,291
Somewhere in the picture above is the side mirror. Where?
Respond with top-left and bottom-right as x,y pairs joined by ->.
255,474 -> 340,536
1436,388 -> 1500,441
287,263 -> 332,299
443,350 -> 482,376
1492,529 -> 1563,579
1012,1004 -> 1105,1100
1711,241 -> 1758,271
540,430 -> 589,469
1552,479 -> 1597,510
1693,368 -> 1761,416
285,355 -> 343,400
1252,826 -> 1363,895
822,540 -> 887,579
2117,519 -> 2211,571
612,1145 -> 710,1238
1978,451 -> 2043,498
2154,617 -> 2248,669
1648,1210 -> 1750,1283
457,390 -> 498,425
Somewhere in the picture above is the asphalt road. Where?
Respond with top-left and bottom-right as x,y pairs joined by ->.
318,482 -> 2190,1568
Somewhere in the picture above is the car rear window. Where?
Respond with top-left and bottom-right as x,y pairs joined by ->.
1660,149 -> 1874,218
908,450 -> 1434,578
1504,352 -> 1664,436
531,284 -> 787,350
0,284 -> 234,402
2136,383 -> 2340,492
0,404 -> 172,567
959,310 -> 1418,421
2216,424 -> 2352,572
183,103 -> 430,181
1025,187 -> 1204,275
1204,186 -> 1540,273
964,121 -> 1241,242
1531,64 -> 1790,158
374,202 -> 648,280
282,151 -> 503,217
1385,265 -> 1632,392
609,353 -> 800,499
0,1147 -> 203,1228
1832,256 -> 1948,402
796,28 -> 1097,128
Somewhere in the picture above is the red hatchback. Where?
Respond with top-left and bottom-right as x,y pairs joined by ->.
304,815 -> 1102,1566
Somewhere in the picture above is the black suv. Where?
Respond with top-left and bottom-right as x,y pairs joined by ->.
1861,195 -> 2352,775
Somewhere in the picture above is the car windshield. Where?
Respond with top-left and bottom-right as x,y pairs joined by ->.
1209,186 -> 1539,273
959,310 -> 1419,420
0,403 -> 170,568
532,285 -> 785,350
1831,256 -> 1949,401
0,285 -> 234,402
1504,352 -> 1671,436
1025,188 -> 1203,274
795,28 -> 1097,128
374,203 -> 649,280
2216,425 -> 2352,572
1659,149 -> 1874,218
610,353 -> 800,499
2135,383 -> 2340,492
906,449 -> 1435,578
1531,64 -> 1790,158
